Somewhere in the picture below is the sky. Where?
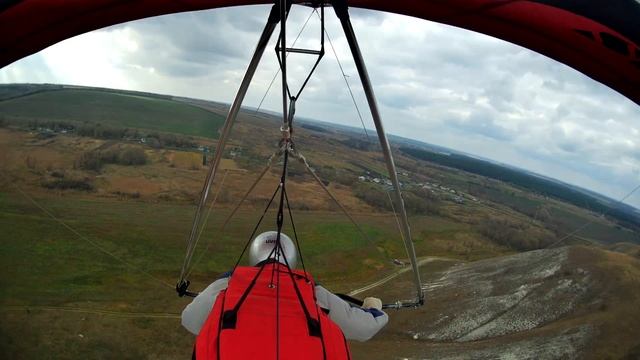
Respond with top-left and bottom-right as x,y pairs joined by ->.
1,5 -> 639,208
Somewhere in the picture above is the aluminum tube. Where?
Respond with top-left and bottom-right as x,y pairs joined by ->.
279,1 -> 289,128
179,6 -> 280,283
282,47 -> 322,55
334,4 -> 424,303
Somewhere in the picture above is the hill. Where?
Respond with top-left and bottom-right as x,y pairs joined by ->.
0,85 -> 225,138
351,245 -> 640,359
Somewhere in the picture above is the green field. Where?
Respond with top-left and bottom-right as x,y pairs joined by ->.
0,190 -> 435,307
0,187 -> 485,357
0,88 -> 225,138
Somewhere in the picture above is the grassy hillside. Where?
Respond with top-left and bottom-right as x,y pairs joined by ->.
0,83 -> 64,100
350,246 -> 640,359
0,88 -> 224,138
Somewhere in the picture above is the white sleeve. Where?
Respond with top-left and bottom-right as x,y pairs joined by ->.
181,277 -> 229,335
314,285 -> 389,342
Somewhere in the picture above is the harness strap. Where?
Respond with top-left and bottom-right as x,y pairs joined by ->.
221,261 -> 321,338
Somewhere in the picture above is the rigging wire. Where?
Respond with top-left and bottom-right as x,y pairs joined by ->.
254,7 -> 316,116
545,183 -> 640,248
284,187 -> 307,277
436,182 -> 623,248
289,147 -> 373,245
219,146 -> 286,232
387,191 -> 406,243
182,2 -> 324,288
232,184 -> 282,269
178,3 -> 283,295
183,169 -> 230,279
181,1 -> 422,308
318,9 -> 369,140
195,169 -> 230,242
184,149 -> 285,278
190,126 -> 373,275
6,181 -> 173,290
332,0 -> 423,304
275,1 -> 289,355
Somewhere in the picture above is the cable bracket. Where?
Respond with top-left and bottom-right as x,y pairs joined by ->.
275,3 -> 326,100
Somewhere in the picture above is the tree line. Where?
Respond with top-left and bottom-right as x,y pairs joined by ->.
4,118 -> 198,149
352,182 -> 441,215
478,218 -> 555,251
400,146 -> 640,229
75,147 -> 147,171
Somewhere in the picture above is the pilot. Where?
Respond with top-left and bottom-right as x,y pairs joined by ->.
182,231 -> 388,358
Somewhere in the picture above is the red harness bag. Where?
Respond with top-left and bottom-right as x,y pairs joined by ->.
195,263 -> 351,360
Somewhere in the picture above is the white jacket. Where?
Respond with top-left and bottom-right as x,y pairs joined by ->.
182,277 -> 388,342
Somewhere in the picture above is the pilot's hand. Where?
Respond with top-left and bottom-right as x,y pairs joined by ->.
362,297 -> 382,310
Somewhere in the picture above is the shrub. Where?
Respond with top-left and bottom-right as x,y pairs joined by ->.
118,147 -> 147,165
353,182 -> 441,215
25,156 -> 37,170
75,150 -> 103,171
478,218 -> 554,251
403,191 -> 440,215
49,170 -> 65,178
316,166 -> 356,187
42,179 -> 94,191
353,183 -> 392,211
75,146 -> 147,170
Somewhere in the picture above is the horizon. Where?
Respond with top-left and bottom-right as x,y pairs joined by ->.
1,5 -> 638,208
2,80 -> 638,212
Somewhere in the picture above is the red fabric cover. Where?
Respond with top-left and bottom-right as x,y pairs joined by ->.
195,263 -> 351,360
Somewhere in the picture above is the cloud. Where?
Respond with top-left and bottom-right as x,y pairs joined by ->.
1,5 -> 639,208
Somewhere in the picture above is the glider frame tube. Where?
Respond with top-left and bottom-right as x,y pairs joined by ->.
177,5 -> 281,295
332,0 -> 424,305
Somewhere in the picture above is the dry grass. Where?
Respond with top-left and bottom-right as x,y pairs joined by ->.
350,246 -> 640,360
168,151 -> 201,170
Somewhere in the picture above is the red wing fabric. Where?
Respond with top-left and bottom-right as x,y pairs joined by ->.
2,1 -> 637,103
